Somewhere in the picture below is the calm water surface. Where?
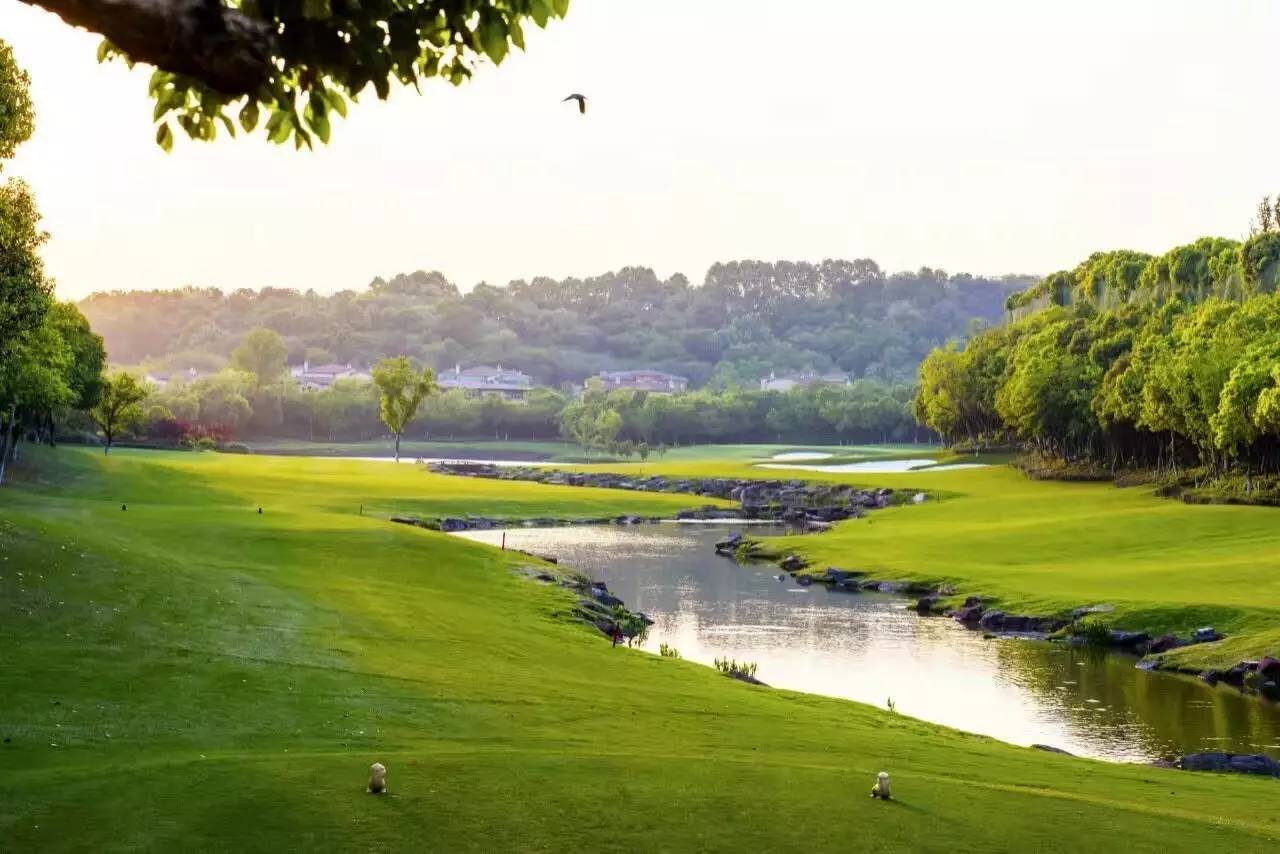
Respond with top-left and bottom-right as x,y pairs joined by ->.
457,523 -> 1280,763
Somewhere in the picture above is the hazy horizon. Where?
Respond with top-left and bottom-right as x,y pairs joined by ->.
6,0 -> 1279,300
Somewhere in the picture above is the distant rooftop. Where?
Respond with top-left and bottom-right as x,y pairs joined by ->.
438,364 -> 533,392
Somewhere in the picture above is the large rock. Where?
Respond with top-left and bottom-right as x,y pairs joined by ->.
1179,752 -> 1280,777
1256,656 -> 1280,677
1108,630 -> 1150,647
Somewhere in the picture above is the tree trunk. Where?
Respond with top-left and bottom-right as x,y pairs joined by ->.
20,0 -> 274,96
0,405 -> 17,486
394,432 -> 401,462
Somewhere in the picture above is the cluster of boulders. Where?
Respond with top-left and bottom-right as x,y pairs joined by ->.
571,578 -> 653,641
1194,656 -> 1280,699
944,597 -> 1068,636
390,514 -> 663,532
427,462 -> 906,524
1177,752 -> 1280,777
521,566 -> 654,642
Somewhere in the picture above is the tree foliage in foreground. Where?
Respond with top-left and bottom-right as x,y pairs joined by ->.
916,202 -> 1280,480
19,0 -> 570,150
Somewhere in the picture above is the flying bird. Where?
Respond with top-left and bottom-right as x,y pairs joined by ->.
562,93 -> 587,114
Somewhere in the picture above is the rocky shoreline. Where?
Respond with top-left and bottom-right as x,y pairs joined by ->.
743,547 -> 1280,705
391,513 -> 665,532
426,462 -> 920,526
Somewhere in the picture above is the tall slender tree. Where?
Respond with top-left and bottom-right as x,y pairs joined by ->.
371,357 -> 437,461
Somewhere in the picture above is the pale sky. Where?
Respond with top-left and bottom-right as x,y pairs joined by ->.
4,1 -> 1279,300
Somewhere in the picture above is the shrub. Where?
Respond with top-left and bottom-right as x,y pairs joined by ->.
1073,618 -> 1113,647
658,643 -> 682,659
713,657 -> 758,679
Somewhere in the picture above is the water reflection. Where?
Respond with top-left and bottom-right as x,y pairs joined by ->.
456,523 -> 1280,762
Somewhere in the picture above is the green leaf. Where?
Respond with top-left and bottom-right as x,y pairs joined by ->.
267,112 -> 292,144
155,123 -> 173,153
480,15 -> 509,64
530,0 -> 551,27
509,19 -> 525,51
148,70 -> 169,96
96,40 -> 111,63
326,91 -> 347,118
152,96 -> 171,122
309,91 -> 326,122
217,113 -> 236,138
239,100 -> 260,133
552,0 -> 571,17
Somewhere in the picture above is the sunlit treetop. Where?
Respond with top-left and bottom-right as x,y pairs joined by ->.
20,0 -> 570,150
0,40 -> 35,166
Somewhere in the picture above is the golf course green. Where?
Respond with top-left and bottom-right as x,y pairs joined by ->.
2,447 -> 1278,852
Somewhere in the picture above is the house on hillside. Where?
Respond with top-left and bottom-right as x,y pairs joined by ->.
595,369 -> 689,394
759,370 -> 851,392
291,362 -> 370,391
145,367 -> 210,389
437,364 -> 533,403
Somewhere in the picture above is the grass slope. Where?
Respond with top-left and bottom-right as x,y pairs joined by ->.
1,448 -> 1277,852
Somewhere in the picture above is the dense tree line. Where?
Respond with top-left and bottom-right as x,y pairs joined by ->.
136,329 -> 920,448
916,207 -> 1280,480
559,382 -> 920,457
80,263 -> 1032,389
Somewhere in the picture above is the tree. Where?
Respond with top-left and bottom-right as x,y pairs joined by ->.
19,0 -> 571,150
231,327 -> 288,389
0,40 -> 34,165
371,356 -> 437,460
1,42 -> 50,372
89,373 -> 150,455
0,314 -> 73,484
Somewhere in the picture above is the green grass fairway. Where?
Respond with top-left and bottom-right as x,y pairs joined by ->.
2,449 -> 1278,852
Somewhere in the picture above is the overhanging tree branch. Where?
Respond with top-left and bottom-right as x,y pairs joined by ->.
20,0 -> 274,95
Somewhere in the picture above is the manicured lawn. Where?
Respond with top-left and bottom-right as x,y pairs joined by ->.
1,448 -> 1277,852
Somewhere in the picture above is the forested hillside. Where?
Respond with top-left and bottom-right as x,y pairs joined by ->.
915,208 -> 1280,484
80,261 -> 1032,387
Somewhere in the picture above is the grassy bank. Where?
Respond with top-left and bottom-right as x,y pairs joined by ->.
1,448 -> 1277,852
592,459 -> 1280,670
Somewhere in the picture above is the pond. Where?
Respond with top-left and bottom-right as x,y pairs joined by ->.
456,523 -> 1280,764
757,458 -> 988,473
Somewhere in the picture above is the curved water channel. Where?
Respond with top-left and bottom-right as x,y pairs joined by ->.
456,522 -> 1280,764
